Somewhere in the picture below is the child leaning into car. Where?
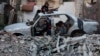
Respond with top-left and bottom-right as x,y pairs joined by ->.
55,21 -> 67,36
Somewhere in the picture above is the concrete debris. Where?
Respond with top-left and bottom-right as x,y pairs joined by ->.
0,34 -> 100,56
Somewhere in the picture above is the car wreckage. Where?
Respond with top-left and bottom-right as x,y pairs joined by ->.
4,12 -> 99,37
0,12 -> 100,56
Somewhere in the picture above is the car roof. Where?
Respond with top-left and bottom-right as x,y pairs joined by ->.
38,11 -> 77,22
39,11 -> 70,16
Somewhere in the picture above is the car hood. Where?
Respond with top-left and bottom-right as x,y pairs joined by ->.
4,23 -> 30,32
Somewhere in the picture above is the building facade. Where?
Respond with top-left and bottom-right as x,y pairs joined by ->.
75,0 -> 84,18
20,0 -> 62,10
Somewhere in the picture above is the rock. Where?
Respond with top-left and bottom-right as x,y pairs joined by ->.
20,40 -> 25,44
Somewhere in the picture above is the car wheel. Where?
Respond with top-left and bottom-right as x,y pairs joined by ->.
71,30 -> 85,37
13,33 -> 23,36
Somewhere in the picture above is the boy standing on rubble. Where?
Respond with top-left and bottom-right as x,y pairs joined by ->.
41,2 -> 49,14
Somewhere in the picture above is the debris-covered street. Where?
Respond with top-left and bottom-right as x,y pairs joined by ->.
0,34 -> 100,56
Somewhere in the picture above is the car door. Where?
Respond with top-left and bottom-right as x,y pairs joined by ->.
65,15 -> 76,35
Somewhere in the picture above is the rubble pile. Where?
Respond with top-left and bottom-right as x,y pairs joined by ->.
68,34 -> 100,56
86,34 -> 100,56
0,34 -> 100,56
0,34 -> 37,56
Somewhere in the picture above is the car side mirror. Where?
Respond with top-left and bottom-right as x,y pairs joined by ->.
27,19 -> 34,26
26,19 -> 31,26
27,19 -> 30,22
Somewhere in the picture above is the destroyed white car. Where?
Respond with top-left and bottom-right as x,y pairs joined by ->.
4,12 -> 99,36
